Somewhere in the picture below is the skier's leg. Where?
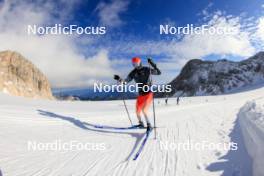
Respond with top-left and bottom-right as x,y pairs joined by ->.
136,95 -> 144,127
136,112 -> 144,127
143,108 -> 152,130
142,93 -> 153,128
142,107 -> 150,124
136,111 -> 142,122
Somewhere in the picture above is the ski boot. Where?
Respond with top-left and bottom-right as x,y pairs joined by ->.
135,121 -> 144,128
146,122 -> 152,131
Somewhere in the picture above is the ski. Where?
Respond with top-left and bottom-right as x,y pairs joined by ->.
84,122 -> 145,130
133,128 -> 152,160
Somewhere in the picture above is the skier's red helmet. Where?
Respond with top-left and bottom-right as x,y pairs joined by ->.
132,57 -> 141,67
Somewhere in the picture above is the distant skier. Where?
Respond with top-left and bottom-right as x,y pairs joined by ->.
114,57 -> 161,130
165,97 -> 168,105
177,97 -> 180,105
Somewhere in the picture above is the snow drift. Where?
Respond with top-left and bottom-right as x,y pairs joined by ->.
238,101 -> 264,176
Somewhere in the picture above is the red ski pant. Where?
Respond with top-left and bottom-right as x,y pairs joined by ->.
136,92 -> 153,114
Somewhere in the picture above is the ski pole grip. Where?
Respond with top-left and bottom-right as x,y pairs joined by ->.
114,75 -> 121,81
147,58 -> 157,68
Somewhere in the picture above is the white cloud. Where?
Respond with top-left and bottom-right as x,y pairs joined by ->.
199,2 -> 214,20
257,17 -> 264,41
110,13 -> 255,65
170,15 -> 255,59
95,0 -> 129,27
1,0 -> 263,87
102,12 -> 258,83
0,0 -> 115,88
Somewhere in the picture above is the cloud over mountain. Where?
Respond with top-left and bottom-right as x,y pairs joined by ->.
0,0 -> 115,88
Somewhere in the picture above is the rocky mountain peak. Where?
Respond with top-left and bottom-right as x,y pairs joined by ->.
166,52 -> 264,97
0,50 -> 53,99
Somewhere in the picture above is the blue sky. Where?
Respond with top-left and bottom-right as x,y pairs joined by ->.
0,0 -> 264,87
66,0 -> 262,36
66,0 -> 263,34
61,0 -> 264,61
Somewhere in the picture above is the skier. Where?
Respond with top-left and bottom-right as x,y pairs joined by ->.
165,97 -> 168,105
114,57 -> 161,130
177,96 -> 180,105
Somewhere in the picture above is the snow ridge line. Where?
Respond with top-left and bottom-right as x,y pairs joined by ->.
238,101 -> 264,176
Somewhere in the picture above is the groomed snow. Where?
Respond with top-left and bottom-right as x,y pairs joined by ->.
0,87 -> 264,176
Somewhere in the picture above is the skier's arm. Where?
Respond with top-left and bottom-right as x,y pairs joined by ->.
148,58 -> 161,75
150,67 -> 161,75
114,70 -> 135,84
124,70 -> 135,83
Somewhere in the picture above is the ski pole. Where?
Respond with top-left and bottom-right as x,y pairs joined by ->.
122,97 -> 133,126
118,81 -> 133,126
148,62 -> 157,139
152,90 -> 157,139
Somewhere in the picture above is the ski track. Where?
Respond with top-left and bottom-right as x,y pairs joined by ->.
0,88 -> 263,176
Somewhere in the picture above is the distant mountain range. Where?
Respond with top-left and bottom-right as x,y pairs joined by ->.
163,51 -> 264,97
53,87 -> 137,101
55,52 -> 264,100
3,50 -> 263,101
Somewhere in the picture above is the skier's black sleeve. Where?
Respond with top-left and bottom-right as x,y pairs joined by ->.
150,66 -> 161,75
124,69 -> 135,83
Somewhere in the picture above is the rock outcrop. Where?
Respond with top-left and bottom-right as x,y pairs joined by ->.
0,51 -> 53,99
165,52 -> 264,96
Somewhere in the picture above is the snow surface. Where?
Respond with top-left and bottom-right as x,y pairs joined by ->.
0,87 -> 264,176
238,100 -> 264,176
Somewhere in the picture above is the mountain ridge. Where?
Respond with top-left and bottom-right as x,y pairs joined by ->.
164,52 -> 264,97
0,50 -> 53,99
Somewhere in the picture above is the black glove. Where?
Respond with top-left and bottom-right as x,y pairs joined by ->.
147,58 -> 157,68
114,75 -> 121,81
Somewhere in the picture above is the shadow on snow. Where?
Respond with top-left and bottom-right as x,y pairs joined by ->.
206,117 -> 252,176
37,109 -> 145,161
